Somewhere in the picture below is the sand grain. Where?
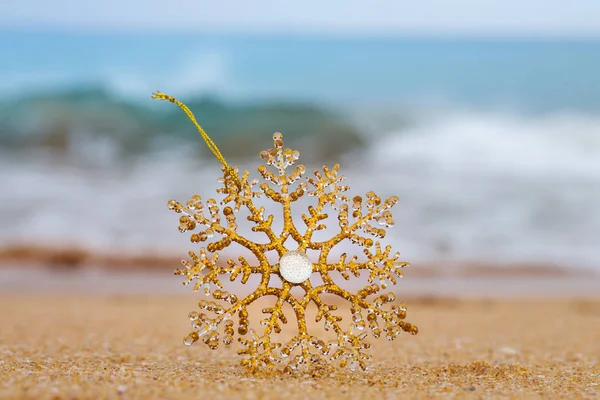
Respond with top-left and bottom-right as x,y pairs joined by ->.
1,295 -> 599,399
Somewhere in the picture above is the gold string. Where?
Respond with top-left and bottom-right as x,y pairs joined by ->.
151,91 -> 241,188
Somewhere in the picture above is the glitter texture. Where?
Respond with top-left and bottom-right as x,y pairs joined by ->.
155,92 -> 418,373
279,250 -> 313,284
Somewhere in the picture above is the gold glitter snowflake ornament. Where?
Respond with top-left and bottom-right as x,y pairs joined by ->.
152,91 -> 418,373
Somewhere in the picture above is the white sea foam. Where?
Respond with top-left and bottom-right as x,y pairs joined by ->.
1,111 -> 599,270
369,110 -> 600,177
357,111 -> 600,268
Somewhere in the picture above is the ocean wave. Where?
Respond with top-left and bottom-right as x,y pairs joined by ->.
368,110 -> 600,178
0,87 -> 364,164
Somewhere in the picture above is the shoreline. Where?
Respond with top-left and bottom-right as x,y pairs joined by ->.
0,243 -> 595,278
1,265 -> 599,298
1,243 -> 599,299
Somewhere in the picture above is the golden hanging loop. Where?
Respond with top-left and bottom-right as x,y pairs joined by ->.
151,91 -> 241,188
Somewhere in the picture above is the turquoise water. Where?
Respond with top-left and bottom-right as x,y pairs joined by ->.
2,30 -> 599,110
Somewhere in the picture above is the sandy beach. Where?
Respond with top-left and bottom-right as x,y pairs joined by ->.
1,283 -> 598,399
3,21 -> 600,400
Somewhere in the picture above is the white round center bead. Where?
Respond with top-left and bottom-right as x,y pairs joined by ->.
278,250 -> 313,284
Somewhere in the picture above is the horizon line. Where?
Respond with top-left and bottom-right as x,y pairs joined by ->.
3,23 -> 600,41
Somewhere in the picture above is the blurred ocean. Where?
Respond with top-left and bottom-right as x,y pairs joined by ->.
1,30 -> 599,270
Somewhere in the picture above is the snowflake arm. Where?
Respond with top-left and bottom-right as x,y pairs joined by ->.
167,131 -> 417,373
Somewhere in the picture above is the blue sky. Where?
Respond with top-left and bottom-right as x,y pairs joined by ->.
1,0 -> 599,37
